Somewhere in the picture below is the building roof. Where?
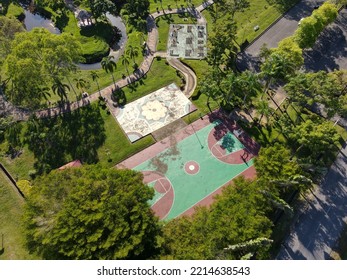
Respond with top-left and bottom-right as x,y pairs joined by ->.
58,160 -> 82,170
75,9 -> 91,20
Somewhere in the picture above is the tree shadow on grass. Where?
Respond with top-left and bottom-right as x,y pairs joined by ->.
25,103 -> 106,175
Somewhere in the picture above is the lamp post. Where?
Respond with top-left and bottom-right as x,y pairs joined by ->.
188,103 -> 204,149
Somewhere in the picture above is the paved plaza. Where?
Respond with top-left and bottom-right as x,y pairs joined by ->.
167,24 -> 207,59
115,83 -> 192,142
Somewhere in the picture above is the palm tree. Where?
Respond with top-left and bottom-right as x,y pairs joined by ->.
238,70 -> 262,104
91,71 -> 101,96
38,86 -> 51,101
101,56 -> 117,86
126,45 -> 139,65
121,55 -> 130,76
75,78 -> 88,95
65,76 -> 79,102
52,78 -> 70,101
255,99 -> 273,124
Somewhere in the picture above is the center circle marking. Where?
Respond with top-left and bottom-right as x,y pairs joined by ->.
184,161 -> 200,175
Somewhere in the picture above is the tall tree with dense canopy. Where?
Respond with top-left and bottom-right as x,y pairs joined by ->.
161,177 -> 272,259
0,16 -> 25,67
23,165 -> 161,259
4,28 -> 81,108
290,117 -> 340,159
101,55 -> 117,86
122,0 -> 149,31
294,2 -> 338,49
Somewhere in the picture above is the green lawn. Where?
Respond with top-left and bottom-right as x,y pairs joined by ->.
202,0 -> 299,46
122,58 -> 182,102
1,1 -> 23,18
97,109 -> 155,166
149,0 -> 204,14
62,12 -> 111,63
0,172 -> 38,259
0,124 -> 36,181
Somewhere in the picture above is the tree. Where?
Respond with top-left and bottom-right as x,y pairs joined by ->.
255,99 -> 273,124
25,104 -> 106,174
294,2 -> 338,49
207,18 -> 238,68
91,71 -> 101,96
52,78 -> 70,101
122,0 -> 149,31
260,52 -> 295,88
308,70 -> 347,118
101,55 -> 117,86
275,36 -> 304,70
290,117 -> 340,159
284,72 -> 311,108
88,0 -> 116,21
75,78 -> 88,95
161,177 -> 272,259
254,143 -> 303,195
121,55 -> 130,76
23,165 -> 161,259
0,16 -> 25,67
4,28 -> 81,108
126,45 -> 139,65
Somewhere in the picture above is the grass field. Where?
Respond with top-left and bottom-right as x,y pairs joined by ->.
202,0 -> 299,46
0,172 -> 38,259
149,0 -> 203,13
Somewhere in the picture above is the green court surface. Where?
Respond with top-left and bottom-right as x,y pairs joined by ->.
133,120 -> 254,220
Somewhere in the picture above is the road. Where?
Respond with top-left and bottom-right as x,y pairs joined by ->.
277,143 -> 347,259
237,0 -> 326,72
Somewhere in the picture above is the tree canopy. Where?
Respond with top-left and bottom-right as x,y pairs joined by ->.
161,177 -> 272,260
23,165 -> 161,259
294,2 -> 338,49
0,16 -> 25,63
4,28 -> 82,108
25,104 -> 106,175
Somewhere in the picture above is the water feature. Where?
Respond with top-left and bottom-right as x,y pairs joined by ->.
77,13 -> 128,70
23,9 -> 61,34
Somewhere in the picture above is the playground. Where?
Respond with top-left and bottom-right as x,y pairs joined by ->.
117,111 -> 259,220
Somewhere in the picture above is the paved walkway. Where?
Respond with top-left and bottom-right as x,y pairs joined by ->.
166,58 -> 197,97
24,1 -> 214,120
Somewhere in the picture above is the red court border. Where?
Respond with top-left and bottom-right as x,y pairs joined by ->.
117,110 -> 260,219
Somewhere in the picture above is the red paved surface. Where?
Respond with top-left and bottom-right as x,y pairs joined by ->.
141,171 -> 174,220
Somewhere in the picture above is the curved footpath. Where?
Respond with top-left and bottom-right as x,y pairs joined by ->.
28,0 -> 214,120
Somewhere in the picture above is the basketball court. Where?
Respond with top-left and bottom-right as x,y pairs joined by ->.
117,111 -> 259,220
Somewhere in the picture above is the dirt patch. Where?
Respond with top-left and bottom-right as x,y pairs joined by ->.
149,134 -> 181,174
152,118 -> 187,142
